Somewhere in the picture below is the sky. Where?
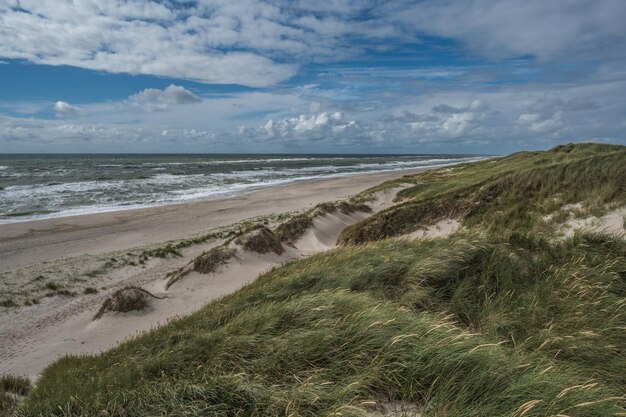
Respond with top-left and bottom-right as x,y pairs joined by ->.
1,0 -> 625,154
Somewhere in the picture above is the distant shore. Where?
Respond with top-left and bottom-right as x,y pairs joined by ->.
0,167 -> 426,272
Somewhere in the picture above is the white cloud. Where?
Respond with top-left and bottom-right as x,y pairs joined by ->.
382,100 -> 492,139
53,101 -> 82,116
1,0 -> 623,90
264,112 -> 361,141
517,95 -> 600,133
128,85 -> 201,112
384,0 -> 626,61
0,1 -> 399,87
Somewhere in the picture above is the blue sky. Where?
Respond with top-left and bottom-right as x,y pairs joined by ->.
1,0 -> 625,154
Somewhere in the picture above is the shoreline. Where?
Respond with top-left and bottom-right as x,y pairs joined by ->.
0,157 -> 488,226
0,167 -> 424,272
0,167 -> 416,378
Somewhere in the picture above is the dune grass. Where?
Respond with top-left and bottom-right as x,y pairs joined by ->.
275,200 -> 372,243
235,226 -> 285,255
16,230 -> 625,416
1,375 -> 30,417
93,286 -> 158,320
339,143 -> 625,244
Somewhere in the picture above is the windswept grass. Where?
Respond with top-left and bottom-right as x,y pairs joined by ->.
17,231 -> 626,416
166,246 -> 238,289
275,200 -> 371,243
94,286 -> 158,320
235,226 -> 285,255
0,375 -> 30,417
340,143 -> 625,244
193,246 -> 238,273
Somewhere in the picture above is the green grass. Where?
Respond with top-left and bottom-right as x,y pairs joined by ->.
1,375 -> 30,417
12,143 -> 626,416
340,143 -> 625,244
16,232 -> 625,416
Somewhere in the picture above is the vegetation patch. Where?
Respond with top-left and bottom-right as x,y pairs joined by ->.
94,286 -> 158,320
18,232 -> 626,416
166,246 -> 237,289
0,375 -> 30,396
0,299 -> 16,308
274,213 -> 313,243
0,374 -> 30,417
275,200 -> 372,243
312,200 -> 372,216
235,226 -> 284,255
341,143 -> 626,244
193,246 -> 237,273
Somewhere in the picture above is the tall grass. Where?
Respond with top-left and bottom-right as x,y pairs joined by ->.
339,143 -> 625,244
1,375 -> 30,417
16,233 -> 625,416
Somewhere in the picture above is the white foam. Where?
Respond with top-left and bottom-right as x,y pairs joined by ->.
0,156 -> 490,224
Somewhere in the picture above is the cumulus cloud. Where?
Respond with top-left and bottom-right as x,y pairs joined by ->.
518,96 -> 600,133
264,112 -> 361,141
128,85 -> 201,112
385,0 -> 626,61
0,1 -> 397,86
54,101 -> 81,116
3,0 -> 622,88
382,100 -> 492,139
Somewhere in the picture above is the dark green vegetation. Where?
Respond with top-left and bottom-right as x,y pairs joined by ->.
0,375 -> 30,417
93,286 -> 158,320
340,143 -> 625,244
235,226 -> 285,255
166,246 -> 237,289
16,231 -> 626,416
193,247 -> 238,274
12,144 -> 626,416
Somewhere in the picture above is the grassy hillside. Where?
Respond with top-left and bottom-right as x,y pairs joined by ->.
7,143 -> 626,417
339,143 -> 625,244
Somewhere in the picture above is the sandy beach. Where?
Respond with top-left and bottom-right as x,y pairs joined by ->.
0,169 -> 420,273
0,168 -> 423,378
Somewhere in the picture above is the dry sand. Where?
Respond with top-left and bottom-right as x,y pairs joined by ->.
0,169 -> 417,379
0,170 -> 415,273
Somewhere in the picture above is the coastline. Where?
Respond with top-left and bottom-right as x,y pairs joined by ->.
0,166 -> 420,378
0,168 -> 424,272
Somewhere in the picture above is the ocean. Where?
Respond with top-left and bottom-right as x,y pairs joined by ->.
0,154 -> 486,223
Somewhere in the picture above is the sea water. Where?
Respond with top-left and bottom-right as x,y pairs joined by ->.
0,153 -> 486,223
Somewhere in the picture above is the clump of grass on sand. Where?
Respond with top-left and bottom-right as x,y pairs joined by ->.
339,143 -> 625,244
194,246 -> 238,272
94,286 -> 157,320
274,213 -> 313,243
275,200 -> 371,243
235,226 -> 285,255
0,374 -> 30,417
166,246 -> 237,289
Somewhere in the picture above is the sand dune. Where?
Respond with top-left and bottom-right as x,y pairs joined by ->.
0,172 -> 409,379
